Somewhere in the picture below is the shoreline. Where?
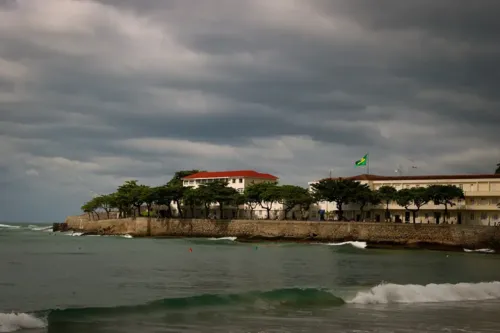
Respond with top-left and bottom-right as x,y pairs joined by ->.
59,217 -> 500,254
73,231 -> 495,254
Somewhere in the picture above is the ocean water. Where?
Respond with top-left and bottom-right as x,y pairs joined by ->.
1,223 -> 500,333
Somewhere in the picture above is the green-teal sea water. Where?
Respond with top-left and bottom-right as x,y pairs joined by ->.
1,223 -> 500,333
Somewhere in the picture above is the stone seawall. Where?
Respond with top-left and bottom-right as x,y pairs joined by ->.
63,216 -> 500,250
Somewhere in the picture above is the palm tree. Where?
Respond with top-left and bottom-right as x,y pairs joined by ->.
377,186 -> 397,222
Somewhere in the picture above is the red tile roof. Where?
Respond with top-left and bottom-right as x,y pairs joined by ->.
182,170 -> 278,180
315,173 -> 500,182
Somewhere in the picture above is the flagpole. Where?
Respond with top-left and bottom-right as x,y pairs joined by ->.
367,152 -> 370,175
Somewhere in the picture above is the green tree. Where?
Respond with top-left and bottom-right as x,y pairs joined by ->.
154,185 -> 174,218
94,194 -> 116,219
245,182 -> 281,219
139,186 -> 158,217
116,180 -> 144,217
81,200 -> 98,220
243,188 -> 260,219
166,170 -> 203,217
395,187 -> 430,223
427,185 -> 465,224
231,192 -> 247,219
183,187 -> 203,218
377,185 -> 398,222
196,184 -> 216,218
199,181 -> 239,219
279,185 -> 314,219
354,185 -> 381,221
311,178 -> 361,221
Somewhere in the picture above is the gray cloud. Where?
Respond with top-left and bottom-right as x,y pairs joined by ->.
0,0 -> 499,222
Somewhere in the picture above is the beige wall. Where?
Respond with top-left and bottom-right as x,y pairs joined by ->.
308,177 -> 500,226
64,216 -> 500,249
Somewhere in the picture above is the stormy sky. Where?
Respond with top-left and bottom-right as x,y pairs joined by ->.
1,0 -> 499,222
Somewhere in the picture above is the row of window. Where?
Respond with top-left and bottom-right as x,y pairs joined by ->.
184,178 -> 243,185
375,183 -> 499,192
467,198 -> 500,205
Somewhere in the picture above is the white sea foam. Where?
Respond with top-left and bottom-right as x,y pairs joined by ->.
464,248 -> 495,254
0,224 -> 20,229
63,231 -> 83,237
27,225 -> 52,232
325,241 -> 367,249
209,237 -> 237,241
121,234 -> 133,239
349,281 -> 500,304
0,312 -> 46,332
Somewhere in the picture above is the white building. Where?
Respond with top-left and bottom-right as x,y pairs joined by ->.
308,173 -> 500,225
182,170 -> 279,218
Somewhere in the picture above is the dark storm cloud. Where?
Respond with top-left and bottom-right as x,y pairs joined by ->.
0,0 -> 499,221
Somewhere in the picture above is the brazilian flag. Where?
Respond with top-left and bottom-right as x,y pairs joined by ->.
355,154 -> 368,167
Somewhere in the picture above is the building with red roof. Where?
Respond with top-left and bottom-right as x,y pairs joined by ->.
308,173 -> 500,225
182,170 -> 278,193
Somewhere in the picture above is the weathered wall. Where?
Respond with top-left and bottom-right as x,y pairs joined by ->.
64,215 -> 500,249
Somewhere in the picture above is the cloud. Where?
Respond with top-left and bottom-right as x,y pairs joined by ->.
0,0 -> 499,221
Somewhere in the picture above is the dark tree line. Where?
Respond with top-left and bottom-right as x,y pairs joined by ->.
82,170 -> 468,223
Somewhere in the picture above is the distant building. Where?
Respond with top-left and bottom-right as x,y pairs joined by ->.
182,170 -> 278,193
182,170 -> 279,219
308,174 -> 500,225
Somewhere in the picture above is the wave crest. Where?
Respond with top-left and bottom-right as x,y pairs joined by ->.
44,288 -> 344,323
209,237 -> 237,241
325,241 -> 367,249
350,281 -> 500,304
0,224 -> 20,229
0,313 -> 46,332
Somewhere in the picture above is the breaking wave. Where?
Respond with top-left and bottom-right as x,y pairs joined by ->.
324,241 -> 367,249
349,281 -> 500,304
27,225 -> 52,232
8,282 -> 500,329
464,248 -> 495,254
209,237 -> 237,241
0,224 -> 21,229
0,312 -> 46,332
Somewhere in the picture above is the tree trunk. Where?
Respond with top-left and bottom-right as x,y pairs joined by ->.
105,210 -> 110,219
337,202 -> 343,221
385,202 -> 390,222
412,211 -> 416,224
360,204 -> 365,222
219,203 -> 224,219
266,207 -> 271,219
176,200 -> 183,218
190,205 -> 195,218
444,203 -> 448,223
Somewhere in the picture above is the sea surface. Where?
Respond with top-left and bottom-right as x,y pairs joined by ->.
1,222 -> 500,333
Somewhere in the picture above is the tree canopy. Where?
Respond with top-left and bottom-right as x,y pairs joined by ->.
80,170 -> 472,224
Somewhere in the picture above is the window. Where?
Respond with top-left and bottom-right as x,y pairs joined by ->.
232,179 -> 236,183
425,213 -> 429,219
493,214 -> 499,221
365,212 -> 371,219
470,213 -> 475,221
183,181 -> 188,185
480,213 -> 487,220
239,178 -> 243,183
189,180 -> 194,184
469,199 -> 475,205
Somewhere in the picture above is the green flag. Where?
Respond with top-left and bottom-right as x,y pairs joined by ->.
355,154 -> 368,167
